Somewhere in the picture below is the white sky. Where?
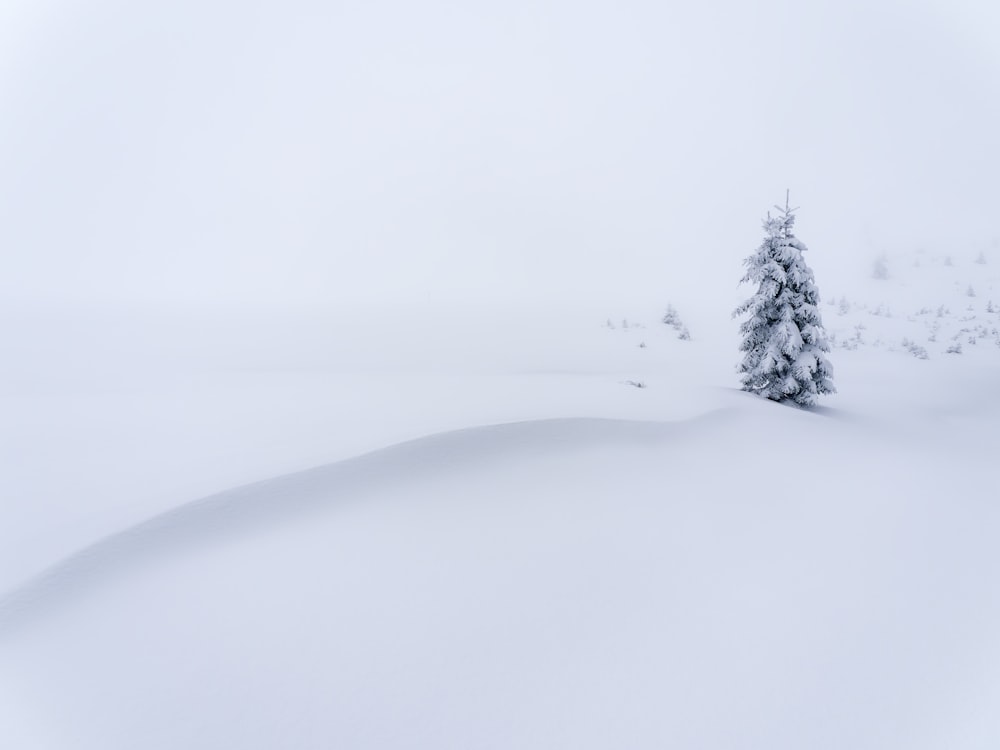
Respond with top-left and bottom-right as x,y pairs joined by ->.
1,0 -> 998,308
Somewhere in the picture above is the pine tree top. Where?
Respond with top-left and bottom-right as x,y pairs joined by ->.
762,191 -> 802,241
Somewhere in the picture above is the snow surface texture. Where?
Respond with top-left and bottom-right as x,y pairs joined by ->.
2,251 -> 1000,749
3,0 -> 999,742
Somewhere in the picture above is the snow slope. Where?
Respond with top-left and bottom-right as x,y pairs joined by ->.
3,0 -> 998,742
2,253 -> 1000,748
2,395 -> 999,749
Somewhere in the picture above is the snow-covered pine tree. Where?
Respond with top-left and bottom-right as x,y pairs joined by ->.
733,194 -> 835,406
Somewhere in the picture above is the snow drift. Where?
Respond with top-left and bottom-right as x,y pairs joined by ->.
2,391 -> 999,749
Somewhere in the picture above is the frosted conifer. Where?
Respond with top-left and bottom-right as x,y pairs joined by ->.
733,194 -> 835,406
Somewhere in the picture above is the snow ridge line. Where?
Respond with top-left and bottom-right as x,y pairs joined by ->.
0,412 -> 735,636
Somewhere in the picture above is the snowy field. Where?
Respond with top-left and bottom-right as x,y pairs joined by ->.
2,252 -> 1000,749
2,0 -> 1000,746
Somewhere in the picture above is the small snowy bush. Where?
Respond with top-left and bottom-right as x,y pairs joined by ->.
901,338 -> 929,360
872,255 -> 889,280
662,304 -> 691,341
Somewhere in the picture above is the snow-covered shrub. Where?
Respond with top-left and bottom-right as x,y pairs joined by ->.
946,341 -> 963,354
662,304 -> 691,341
901,338 -> 929,359
733,196 -> 835,406
872,255 -> 889,280
976,251 -> 987,264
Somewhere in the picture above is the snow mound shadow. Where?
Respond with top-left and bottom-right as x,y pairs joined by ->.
0,413 -> 732,636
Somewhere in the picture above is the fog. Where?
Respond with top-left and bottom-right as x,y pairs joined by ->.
3,10 -> 1000,744
1,0 -> 998,310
